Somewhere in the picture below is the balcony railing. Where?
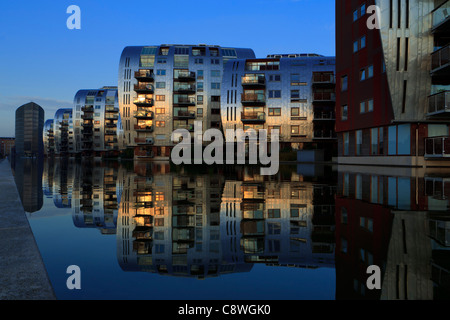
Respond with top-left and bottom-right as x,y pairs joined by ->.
313,92 -> 336,102
174,110 -> 196,119
314,111 -> 336,120
431,45 -> 450,73
174,97 -> 196,106
174,84 -> 196,93
312,73 -> 335,85
134,110 -> 154,119
241,112 -> 266,122
135,137 -> 154,145
135,70 -> 155,81
105,106 -> 119,113
134,83 -> 154,93
314,130 -> 337,139
174,124 -> 195,132
428,91 -> 450,116
133,98 -> 154,106
242,75 -> 266,86
134,125 -> 154,132
432,0 -> 450,30
105,114 -> 119,120
82,106 -> 94,112
425,136 -> 450,158
241,93 -> 266,105
174,71 -> 196,81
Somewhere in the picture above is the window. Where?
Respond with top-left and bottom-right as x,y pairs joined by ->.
291,90 -> 300,100
197,82 -> 204,91
269,90 -> 281,98
174,55 -> 189,68
354,36 -> 366,53
156,121 -> 165,127
353,41 -> 359,53
156,108 -> 165,114
157,58 -> 167,64
360,65 -> 373,81
291,74 -> 301,85
342,105 -> 348,121
268,209 -> 281,218
360,99 -> 374,113
211,83 -> 220,90
197,70 -> 204,79
361,36 -> 366,49
356,130 -> 362,155
156,69 -> 166,76
195,58 -> 203,64
360,68 -> 366,81
353,10 -> 359,21
156,82 -> 166,89
360,4 -> 366,17
197,108 -> 203,117
211,70 -> 220,77
155,95 -> 165,101
268,108 -> 281,116
211,59 -> 220,65
291,125 -> 300,135
344,132 -> 349,155
269,74 -> 281,82
341,75 -> 348,91
291,108 -> 299,117
197,95 -> 204,105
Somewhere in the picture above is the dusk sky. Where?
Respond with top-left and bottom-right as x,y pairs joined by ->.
0,0 -> 335,137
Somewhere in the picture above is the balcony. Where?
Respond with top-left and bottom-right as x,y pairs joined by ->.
173,97 -> 196,107
135,137 -> 155,145
313,92 -> 336,102
432,0 -> 450,33
134,98 -> 154,107
135,70 -> 155,82
174,84 -> 196,94
82,106 -> 94,113
174,71 -> 196,82
104,129 -> 117,136
431,45 -> 450,77
174,110 -> 196,119
425,136 -> 450,158
241,112 -> 266,123
314,130 -> 337,139
82,113 -> 94,120
105,114 -> 119,120
105,106 -> 119,113
134,83 -> 154,94
428,91 -> 450,117
174,124 -> 195,132
134,125 -> 154,132
82,122 -> 93,128
241,75 -> 266,87
134,110 -> 154,119
241,93 -> 266,106
313,111 -> 336,120
312,73 -> 335,86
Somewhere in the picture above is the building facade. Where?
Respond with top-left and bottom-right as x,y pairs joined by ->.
336,0 -> 450,166
15,102 -> 45,158
43,120 -> 54,157
118,45 -> 255,159
220,54 -> 336,157
0,137 -> 15,158
72,87 -> 120,157
53,108 -> 74,157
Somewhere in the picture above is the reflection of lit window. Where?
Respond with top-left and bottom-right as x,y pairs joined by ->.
155,192 -> 164,201
268,209 -> 281,218
154,218 -> 164,226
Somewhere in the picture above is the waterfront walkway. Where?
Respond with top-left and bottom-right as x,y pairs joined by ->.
0,159 -> 55,300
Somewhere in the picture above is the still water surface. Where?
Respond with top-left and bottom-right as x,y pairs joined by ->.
11,158 -> 450,300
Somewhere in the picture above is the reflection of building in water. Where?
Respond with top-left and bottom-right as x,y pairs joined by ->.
335,168 -> 450,300
221,167 -> 335,269
116,163 -> 251,278
13,158 -> 43,213
52,159 -> 74,208
71,162 -> 119,234
117,164 -> 336,279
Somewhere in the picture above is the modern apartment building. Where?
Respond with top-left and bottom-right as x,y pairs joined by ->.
43,119 -> 55,157
15,102 -> 45,158
72,87 -> 120,157
221,54 -> 337,158
118,44 -> 255,159
336,0 -> 450,166
53,108 -> 74,157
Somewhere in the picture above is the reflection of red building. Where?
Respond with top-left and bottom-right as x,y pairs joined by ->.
335,196 -> 393,299
335,169 -> 450,299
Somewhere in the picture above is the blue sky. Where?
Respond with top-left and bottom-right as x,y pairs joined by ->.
0,0 -> 335,137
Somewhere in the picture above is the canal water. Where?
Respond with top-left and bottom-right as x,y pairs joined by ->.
11,158 -> 450,300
